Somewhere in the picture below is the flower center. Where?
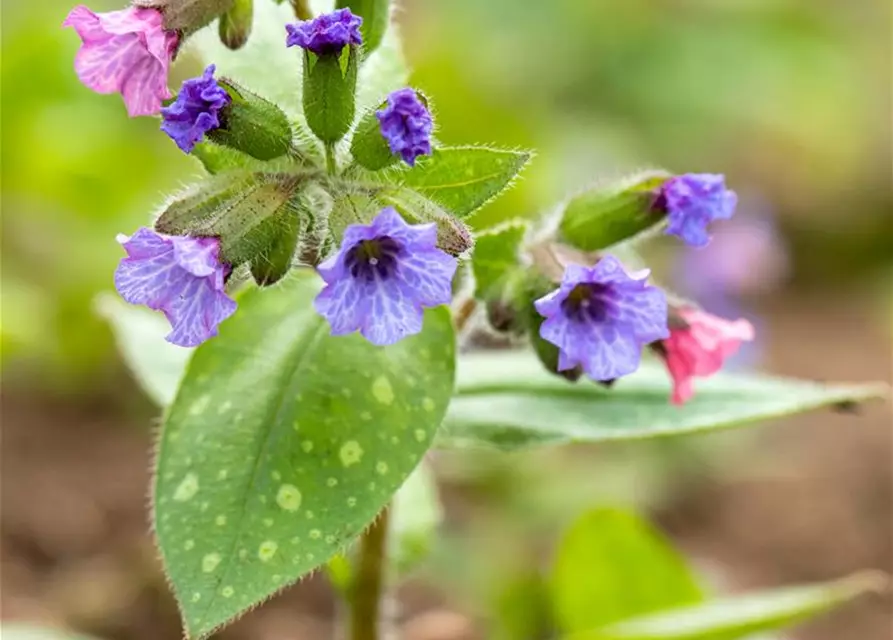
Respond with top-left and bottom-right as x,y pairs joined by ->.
561,282 -> 612,323
344,236 -> 403,282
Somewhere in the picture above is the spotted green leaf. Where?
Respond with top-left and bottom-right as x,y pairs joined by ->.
441,350 -> 886,450
572,572 -> 885,640
378,147 -> 532,220
153,270 -> 456,638
553,509 -> 703,633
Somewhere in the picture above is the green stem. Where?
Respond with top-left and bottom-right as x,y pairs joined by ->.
325,143 -> 338,175
290,0 -> 313,20
349,507 -> 390,640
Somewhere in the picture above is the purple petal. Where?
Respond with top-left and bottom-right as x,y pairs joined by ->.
313,277 -> 368,336
394,246 -> 457,307
360,278 -> 425,346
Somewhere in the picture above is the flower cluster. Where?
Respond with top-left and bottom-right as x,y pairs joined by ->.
285,8 -> 363,55
63,5 -> 179,116
161,65 -> 230,153
377,88 -> 434,166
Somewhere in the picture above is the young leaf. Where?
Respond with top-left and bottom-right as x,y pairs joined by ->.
573,572 -> 885,640
552,508 -> 703,633
153,270 -> 456,638
377,146 -> 532,220
471,220 -> 528,299
439,351 -> 887,451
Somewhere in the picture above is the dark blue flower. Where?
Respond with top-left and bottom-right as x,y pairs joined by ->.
314,207 -> 457,346
285,8 -> 363,55
114,228 -> 237,347
659,173 -> 737,247
160,64 -> 230,154
376,88 -> 433,166
534,256 -> 668,381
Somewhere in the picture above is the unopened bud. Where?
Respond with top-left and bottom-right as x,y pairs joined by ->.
218,0 -> 253,50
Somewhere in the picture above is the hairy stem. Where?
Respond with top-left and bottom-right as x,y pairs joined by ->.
326,143 -> 339,175
290,0 -> 313,20
348,507 -> 391,640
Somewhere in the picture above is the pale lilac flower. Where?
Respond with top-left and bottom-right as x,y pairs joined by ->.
534,256 -> 668,381
115,228 -> 236,347
658,173 -> 737,247
314,207 -> 457,346
63,5 -> 179,117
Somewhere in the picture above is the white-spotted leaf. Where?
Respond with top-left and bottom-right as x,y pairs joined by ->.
153,270 -> 455,638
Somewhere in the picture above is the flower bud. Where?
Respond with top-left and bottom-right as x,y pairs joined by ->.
133,0 -> 235,34
558,170 -> 671,252
336,0 -> 389,55
212,79 -> 293,160
154,172 -> 307,268
287,10 -> 363,144
218,0 -> 253,50
351,89 -> 432,170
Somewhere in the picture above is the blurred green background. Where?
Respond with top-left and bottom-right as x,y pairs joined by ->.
1,0 -> 890,638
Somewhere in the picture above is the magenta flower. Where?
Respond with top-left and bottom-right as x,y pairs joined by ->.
285,8 -> 363,55
63,5 -> 179,117
314,207 -> 457,346
659,307 -> 754,404
377,88 -> 433,166
115,228 -> 237,347
534,257 -> 668,381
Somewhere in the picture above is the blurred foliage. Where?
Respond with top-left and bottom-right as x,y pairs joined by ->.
2,0 -> 890,387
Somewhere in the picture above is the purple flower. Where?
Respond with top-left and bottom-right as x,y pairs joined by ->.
534,256 -> 668,381
376,88 -> 433,166
160,65 -> 231,154
63,5 -> 179,117
314,207 -> 457,346
115,228 -> 237,347
658,173 -> 737,248
285,8 -> 363,55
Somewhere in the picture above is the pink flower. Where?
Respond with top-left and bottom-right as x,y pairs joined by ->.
63,5 -> 179,117
661,308 -> 754,405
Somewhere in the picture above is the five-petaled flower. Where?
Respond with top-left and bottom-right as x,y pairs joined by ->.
115,228 -> 237,347
63,5 -> 179,117
658,173 -> 737,248
285,8 -> 363,55
659,307 -> 754,405
314,207 -> 457,346
377,88 -> 433,166
534,256 -> 668,381
161,64 -> 231,153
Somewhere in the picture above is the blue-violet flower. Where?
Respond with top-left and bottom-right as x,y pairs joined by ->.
285,8 -> 362,55
114,228 -> 237,347
376,88 -> 433,166
534,256 -> 668,381
160,64 -> 230,153
314,207 -> 457,346
658,173 -> 737,247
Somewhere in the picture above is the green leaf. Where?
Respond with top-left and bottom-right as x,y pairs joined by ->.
552,508 -> 704,633
336,0 -> 389,55
153,271 -> 456,638
390,460 -> 443,576
190,1 -> 304,116
378,146 -> 532,220
576,572 -> 886,640
471,220 -> 528,299
95,293 -> 191,407
440,350 -> 887,450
